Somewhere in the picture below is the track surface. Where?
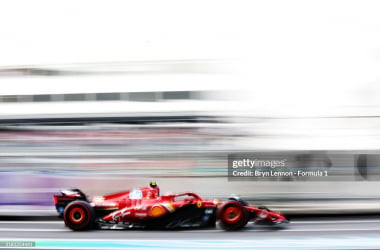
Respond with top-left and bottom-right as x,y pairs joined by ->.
0,217 -> 380,249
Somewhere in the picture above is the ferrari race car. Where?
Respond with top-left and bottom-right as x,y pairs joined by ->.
53,182 -> 288,231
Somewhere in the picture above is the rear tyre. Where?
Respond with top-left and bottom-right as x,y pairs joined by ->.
218,201 -> 249,231
63,200 -> 95,231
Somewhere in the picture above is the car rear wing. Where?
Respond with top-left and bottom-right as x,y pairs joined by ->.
53,188 -> 88,217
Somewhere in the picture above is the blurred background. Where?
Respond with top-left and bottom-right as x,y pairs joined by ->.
1,0 -> 380,216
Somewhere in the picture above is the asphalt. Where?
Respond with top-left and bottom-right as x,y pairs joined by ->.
1,216 -> 380,249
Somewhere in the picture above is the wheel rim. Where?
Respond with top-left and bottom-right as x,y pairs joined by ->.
223,206 -> 243,224
69,207 -> 86,224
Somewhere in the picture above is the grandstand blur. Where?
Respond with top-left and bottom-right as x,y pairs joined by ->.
1,60 -> 380,216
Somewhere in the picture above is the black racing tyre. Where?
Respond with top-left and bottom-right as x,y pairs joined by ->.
63,200 -> 95,231
218,201 -> 249,231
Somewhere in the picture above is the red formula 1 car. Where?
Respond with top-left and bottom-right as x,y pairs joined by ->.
53,182 -> 288,231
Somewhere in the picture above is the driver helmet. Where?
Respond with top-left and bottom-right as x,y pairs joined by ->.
150,181 -> 157,188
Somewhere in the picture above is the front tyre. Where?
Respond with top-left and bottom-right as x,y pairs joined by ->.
218,201 -> 249,231
63,201 -> 95,231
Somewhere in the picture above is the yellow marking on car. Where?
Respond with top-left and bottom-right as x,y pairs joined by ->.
197,201 -> 202,208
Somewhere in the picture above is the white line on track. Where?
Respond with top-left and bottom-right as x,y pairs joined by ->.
0,228 -> 66,232
292,219 -> 380,224
285,228 -> 380,232
0,221 -> 62,224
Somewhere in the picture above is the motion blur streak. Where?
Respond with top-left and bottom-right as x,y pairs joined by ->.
0,60 -> 380,216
